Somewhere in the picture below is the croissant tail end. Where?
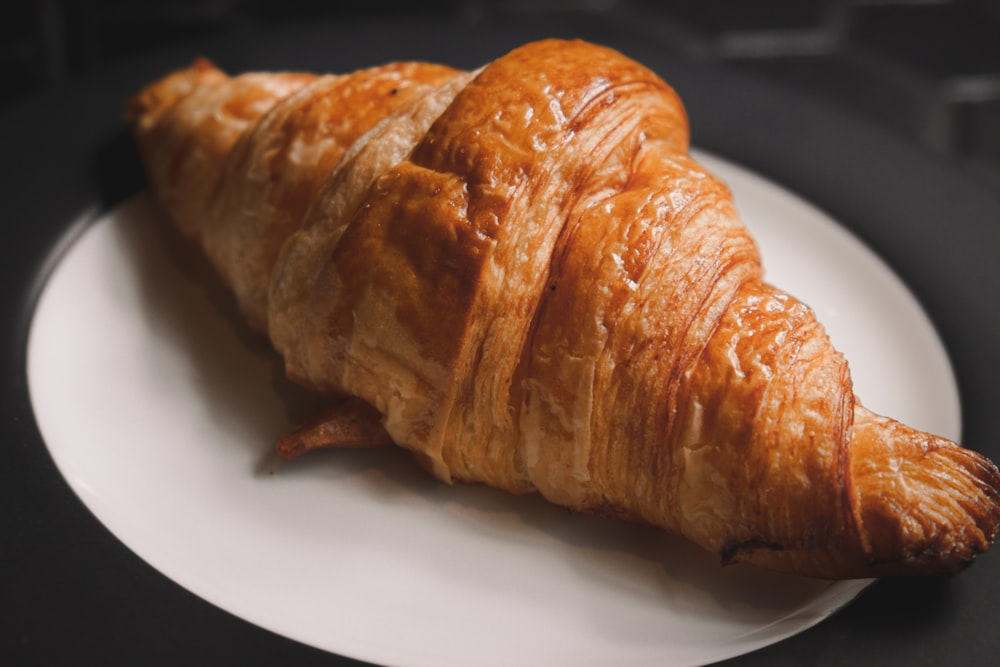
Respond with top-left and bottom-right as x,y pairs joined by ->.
123,58 -> 223,131
721,409 -> 1000,579
846,407 -> 1000,577
276,397 -> 394,461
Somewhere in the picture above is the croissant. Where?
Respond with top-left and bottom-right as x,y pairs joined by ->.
125,38 -> 1000,579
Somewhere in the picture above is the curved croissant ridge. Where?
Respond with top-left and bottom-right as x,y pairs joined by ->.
125,38 -> 1000,579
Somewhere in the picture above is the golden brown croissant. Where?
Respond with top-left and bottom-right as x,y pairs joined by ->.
125,38 -> 1000,579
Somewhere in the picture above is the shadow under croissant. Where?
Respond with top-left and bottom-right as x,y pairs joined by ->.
278,439 -> 843,619
113,188 -> 330,450
280,414 -> 860,623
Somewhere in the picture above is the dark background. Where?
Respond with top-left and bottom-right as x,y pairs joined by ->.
4,2 -> 1000,666
5,0 -> 1000,194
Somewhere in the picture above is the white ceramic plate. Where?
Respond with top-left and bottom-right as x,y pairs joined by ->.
26,151 -> 959,667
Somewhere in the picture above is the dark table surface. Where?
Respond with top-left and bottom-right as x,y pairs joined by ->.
4,3 -> 1000,666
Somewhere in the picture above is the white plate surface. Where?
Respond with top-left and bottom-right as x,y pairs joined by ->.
27,152 -> 960,666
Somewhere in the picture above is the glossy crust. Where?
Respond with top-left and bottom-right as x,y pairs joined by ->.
125,39 -> 1000,579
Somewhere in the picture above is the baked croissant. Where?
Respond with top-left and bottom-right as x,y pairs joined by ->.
125,38 -> 1000,579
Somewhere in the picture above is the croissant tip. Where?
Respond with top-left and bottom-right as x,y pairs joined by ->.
276,397 -> 394,461
275,433 -> 307,461
190,56 -> 219,72
124,57 -> 225,129
848,411 -> 1000,577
